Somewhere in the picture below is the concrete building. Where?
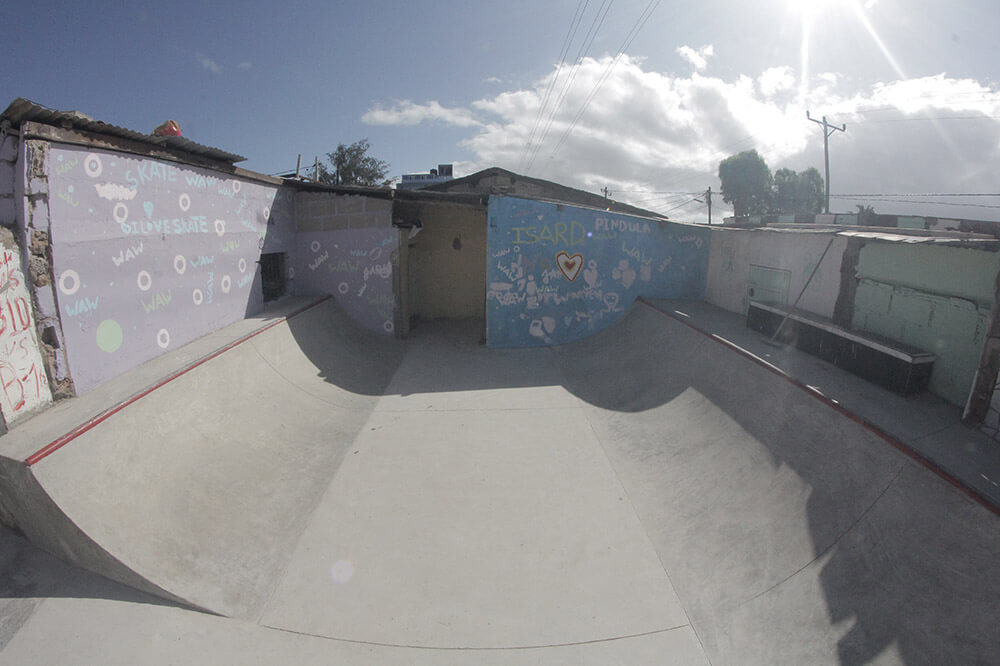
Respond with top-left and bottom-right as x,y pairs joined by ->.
396,163 -> 454,190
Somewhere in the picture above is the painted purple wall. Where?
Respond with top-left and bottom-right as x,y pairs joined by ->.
45,145 -> 293,394
292,192 -> 397,336
293,229 -> 396,335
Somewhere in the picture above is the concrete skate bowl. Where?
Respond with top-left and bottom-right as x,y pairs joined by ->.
549,302 -> 1000,664
0,296 -> 996,663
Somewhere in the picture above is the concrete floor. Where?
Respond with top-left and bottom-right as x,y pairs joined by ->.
0,297 -> 997,664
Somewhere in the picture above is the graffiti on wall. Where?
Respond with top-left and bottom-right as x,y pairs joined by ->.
294,229 -> 396,334
46,146 -> 292,394
0,243 -> 52,420
486,197 -> 709,347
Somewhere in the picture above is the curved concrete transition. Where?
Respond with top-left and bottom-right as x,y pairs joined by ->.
2,297 -> 998,663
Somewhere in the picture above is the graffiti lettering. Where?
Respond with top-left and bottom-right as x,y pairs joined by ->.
0,245 -> 49,416
55,156 -> 78,175
595,217 -> 651,234
141,290 -> 172,314
511,221 -> 587,246
329,259 -> 361,273
191,255 -> 215,268
65,296 -> 99,317
0,296 -> 31,334
363,262 -> 391,282
125,161 -> 179,189
57,190 -> 80,208
119,216 -> 209,236
0,251 -> 22,293
309,251 -> 330,271
238,273 -> 254,288
95,183 -> 137,201
111,242 -> 144,267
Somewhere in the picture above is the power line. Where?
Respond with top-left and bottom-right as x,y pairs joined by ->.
524,0 -> 614,172
548,0 -> 661,162
519,0 -> 588,169
832,192 -> 1000,198
829,195 -> 1000,211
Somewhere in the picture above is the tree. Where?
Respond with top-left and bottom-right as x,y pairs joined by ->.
773,167 -> 824,215
318,139 -> 391,186
718,149 -> 773,217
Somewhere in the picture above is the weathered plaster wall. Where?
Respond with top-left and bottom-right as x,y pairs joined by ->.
409,206 -> 487,320
42,144 -> 293,394
852,243 -> 1000,406
486,196 -> 708,347
0,227 -> 52,423
293,192 -> 396,335
705,228 -> 845,318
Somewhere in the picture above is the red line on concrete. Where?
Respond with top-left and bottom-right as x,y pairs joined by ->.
640,298 -> 1000,518
26,296 -> 332,467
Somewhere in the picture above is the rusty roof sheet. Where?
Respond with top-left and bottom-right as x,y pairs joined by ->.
0,98 -> 246,164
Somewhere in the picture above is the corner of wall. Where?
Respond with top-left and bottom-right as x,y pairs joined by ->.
18,139 -> 75,402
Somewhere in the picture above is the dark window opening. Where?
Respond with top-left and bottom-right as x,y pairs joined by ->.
260,253 -> 287,302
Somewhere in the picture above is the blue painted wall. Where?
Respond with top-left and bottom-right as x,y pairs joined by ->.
486,196 -> 709,347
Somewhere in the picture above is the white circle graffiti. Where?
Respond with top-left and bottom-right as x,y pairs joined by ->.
178,193 -> 191,212
338,282 -> 349,294
221,275 -> 231,294
59,269 -> 81,296
192,288 -> 203,305
156,328 -> 171,349
214,219 -> 226,237
383,320 -> 394,333
174,254 -> 187,275
288,267 -> 295,279
113,202 -> 129,224
136,270 -> 152,292
262,207 -> 270,222
238,258 -> 247,273
232,180 -> 241,194
83,153 -> 103,178
310,241 -> 321,253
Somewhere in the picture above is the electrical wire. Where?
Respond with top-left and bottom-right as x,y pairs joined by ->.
548,0 -> 661,162
524,0 -> 615,172
519,0 -> 588,169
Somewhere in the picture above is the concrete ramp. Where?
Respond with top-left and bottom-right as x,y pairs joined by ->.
0,298 -> 405,618
1,297 -> 998,663
551,301 -> 1000,664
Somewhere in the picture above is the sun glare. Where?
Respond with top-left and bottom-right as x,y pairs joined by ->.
793,0 -> 905,101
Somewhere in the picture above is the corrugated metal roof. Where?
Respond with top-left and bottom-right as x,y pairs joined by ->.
0,98 -> 246,164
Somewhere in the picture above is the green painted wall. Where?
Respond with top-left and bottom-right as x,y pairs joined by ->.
852,243 -> 1000,406
856,244 -> 999,307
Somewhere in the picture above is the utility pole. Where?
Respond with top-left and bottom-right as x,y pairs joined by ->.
807,111 -> 846,214
705,186 -> 712,225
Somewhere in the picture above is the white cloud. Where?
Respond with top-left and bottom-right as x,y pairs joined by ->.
196,54 -> 222,75
362,100 -> 483,128
237,61 -> 252,70
759,66 -> 796,97
676,45 -> 714,72
368,55 -> 1000,222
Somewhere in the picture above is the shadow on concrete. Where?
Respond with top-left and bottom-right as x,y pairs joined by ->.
3,296 -> 996,662
284,298 -> 999,663
548,303 -> 1000,664
0,524 -> 182,651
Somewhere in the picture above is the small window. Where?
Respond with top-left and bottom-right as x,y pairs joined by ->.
260,252 -> 287,302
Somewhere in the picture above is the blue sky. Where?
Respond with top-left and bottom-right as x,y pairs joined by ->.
4,0 -> 1000,222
